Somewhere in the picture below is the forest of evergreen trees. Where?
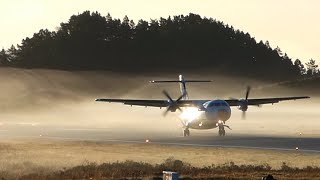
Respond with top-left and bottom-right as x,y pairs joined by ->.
0,11 -> 318,80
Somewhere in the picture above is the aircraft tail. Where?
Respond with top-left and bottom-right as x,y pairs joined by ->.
150,75 -> 211,100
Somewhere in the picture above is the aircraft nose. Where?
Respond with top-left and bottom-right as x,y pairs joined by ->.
218,109 -> 229,121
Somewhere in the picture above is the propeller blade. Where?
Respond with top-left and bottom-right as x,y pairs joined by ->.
163,108 -> 170,116
241,111 -> 246,120
245,86 -> 251,100
162,90 -> 184,116
163,90 -> 173,102
176,94 -> 185,102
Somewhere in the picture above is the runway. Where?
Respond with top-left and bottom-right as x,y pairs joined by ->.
1,124 -> 319,153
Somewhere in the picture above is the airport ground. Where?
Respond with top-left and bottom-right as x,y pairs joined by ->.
0,68 -> 319,179
0,137 -> 320,179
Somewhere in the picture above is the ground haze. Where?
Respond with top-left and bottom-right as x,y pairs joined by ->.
0,67 -> 319,179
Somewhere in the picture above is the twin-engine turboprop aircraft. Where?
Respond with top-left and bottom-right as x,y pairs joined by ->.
95,75 -> 310,136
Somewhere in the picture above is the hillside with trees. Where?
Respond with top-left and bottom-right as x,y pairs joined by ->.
0,11 -> 319,81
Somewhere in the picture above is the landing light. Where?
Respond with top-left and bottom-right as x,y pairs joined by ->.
179,107 -> 201,121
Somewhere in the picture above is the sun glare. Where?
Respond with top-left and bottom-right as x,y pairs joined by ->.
179,107 -> 202,121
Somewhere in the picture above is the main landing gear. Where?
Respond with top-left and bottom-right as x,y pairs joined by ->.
183,127 -> 190,137
217,121 -> 232,136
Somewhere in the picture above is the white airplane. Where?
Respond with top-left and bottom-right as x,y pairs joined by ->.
96,75 -> 310,136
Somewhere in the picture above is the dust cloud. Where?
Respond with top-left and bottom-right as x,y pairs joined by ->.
0,67 -> 319,138
0,68 -> 180,137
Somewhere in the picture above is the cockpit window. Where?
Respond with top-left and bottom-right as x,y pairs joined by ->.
208,102 -> 227,107
208,102 -> 228,107
204,100 -> 229,108
208,103 -> 214,107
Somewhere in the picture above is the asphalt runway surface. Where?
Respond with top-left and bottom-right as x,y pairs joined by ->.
0,124 -> 319,153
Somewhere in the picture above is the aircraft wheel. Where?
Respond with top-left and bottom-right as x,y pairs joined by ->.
218,129 -> 225,136
186,129 -> 190,136
183,129 -> 190,137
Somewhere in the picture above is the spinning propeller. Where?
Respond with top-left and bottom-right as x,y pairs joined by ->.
163,90 -> 184,116
238,86 -> 251,119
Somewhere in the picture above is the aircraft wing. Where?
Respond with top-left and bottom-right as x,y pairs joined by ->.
225,96 -> 310,106
95,96 -> 309,108
95,98 -> 207,108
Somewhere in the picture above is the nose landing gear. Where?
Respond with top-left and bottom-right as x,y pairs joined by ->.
183,127 -> 190,137
217,121 -> 232,136
218,127 -> 225,136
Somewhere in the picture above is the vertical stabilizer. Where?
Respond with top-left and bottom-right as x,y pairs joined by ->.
179,75 -> 188,99
150,75 -> 211,100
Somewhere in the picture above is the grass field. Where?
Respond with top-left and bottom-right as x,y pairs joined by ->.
0,138 -> 319,179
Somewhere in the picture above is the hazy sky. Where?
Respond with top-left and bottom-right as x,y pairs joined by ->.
0,0 -> 319,63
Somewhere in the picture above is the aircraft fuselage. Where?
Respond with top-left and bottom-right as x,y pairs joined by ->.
180,99 -> 231,129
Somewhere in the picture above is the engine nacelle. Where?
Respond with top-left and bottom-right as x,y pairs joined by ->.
238,99 -> 248,111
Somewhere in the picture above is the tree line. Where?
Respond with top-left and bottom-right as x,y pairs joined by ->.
0,11 -> 318,80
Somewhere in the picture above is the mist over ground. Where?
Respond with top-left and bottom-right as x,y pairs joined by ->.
0,67 -> 318,138
0,67 -> 319,178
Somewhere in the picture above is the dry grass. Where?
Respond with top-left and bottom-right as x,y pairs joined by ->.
19,159 -> 320,180
0,138 -> 319,179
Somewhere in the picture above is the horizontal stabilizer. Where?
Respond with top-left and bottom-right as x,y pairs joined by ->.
150,80 -> 212,83
150,75 -> 212,100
